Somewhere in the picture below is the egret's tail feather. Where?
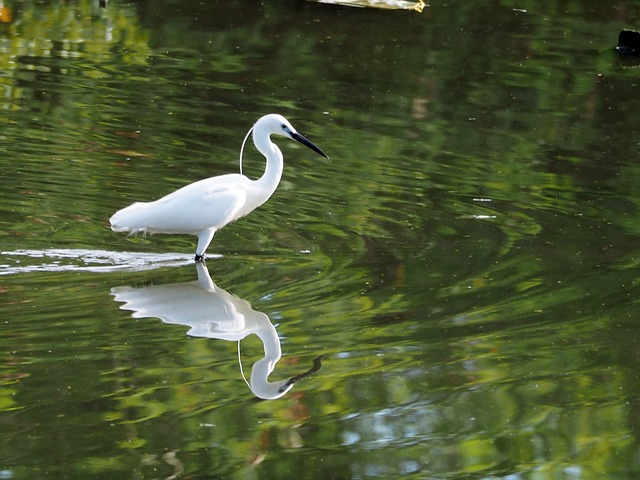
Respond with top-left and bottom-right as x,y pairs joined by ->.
110,202 -> 151,234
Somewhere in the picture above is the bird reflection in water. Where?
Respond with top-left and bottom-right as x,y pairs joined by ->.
111,263 -> 323,400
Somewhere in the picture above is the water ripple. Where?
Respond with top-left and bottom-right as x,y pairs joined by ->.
0,248 -> 202,275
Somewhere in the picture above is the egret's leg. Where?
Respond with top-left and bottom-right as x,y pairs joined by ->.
195,229 -> 216,262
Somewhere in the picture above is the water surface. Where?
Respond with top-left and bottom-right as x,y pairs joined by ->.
2,0 -> 640,478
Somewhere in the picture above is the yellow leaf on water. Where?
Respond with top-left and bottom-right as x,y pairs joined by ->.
108,149 -> 152,158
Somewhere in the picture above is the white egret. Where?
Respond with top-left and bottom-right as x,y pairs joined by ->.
110,114 -> 328,261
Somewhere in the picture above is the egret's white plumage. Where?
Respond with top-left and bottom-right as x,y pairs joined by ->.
110,114 -> 328,261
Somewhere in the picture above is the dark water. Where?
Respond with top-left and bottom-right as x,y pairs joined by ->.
2,0 -> 640,478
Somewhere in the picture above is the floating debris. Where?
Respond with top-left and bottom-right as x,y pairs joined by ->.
310,0 -> 427,13
616,29 -> 640,56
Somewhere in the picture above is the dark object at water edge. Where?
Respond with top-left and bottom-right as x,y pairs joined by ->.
616,29 -> 640,56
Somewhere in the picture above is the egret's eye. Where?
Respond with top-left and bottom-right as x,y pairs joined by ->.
281,124 -> 287,130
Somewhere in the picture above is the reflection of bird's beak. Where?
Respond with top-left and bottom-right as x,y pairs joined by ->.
279,354 -> 326,393
291,132 -> 329,159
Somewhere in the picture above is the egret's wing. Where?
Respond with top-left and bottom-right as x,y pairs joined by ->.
112,176 -> 250,234
151,184 -> 248,233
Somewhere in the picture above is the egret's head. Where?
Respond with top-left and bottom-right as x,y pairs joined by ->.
260,114 -> 329,159
264,114 -> 295,137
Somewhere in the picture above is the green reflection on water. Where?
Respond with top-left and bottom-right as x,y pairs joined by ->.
1,0 -> 640,479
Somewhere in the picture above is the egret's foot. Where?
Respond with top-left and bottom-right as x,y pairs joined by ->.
194,253 -> 206,263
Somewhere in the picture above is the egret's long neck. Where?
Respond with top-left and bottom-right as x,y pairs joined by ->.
253,131 -> 284,196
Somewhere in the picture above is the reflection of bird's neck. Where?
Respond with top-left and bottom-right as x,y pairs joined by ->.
253,318 -> 282,365
253,131 -> 284,197
248,318 -> 290,399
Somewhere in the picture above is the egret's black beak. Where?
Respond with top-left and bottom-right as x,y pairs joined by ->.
291,132 -> 329,159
